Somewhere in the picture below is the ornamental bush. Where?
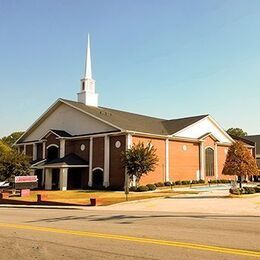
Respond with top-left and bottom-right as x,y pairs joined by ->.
164,181 -> 172,186
129,186 -> 138,192
146,184 -> 156,191
155,182 -> 164,187
243,187 -> 256,194
137,185 -> 149,192
175,181 -> 181,185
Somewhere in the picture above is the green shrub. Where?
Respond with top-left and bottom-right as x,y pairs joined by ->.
229,187 -> 243,195
209,180 -> 217,184
243,187 -> 256,194
129,186 -> 138,192
175,181 -> 181,185
171,181 -> 175,186
137,185 -> 149,192
155,182 -> 164,187
146,184 -> 156,191
254,187 -> 260,193
164,181 -> 172,186
198,179 -> 205,184
181,180 -> 190,185
192,180 -> 198,184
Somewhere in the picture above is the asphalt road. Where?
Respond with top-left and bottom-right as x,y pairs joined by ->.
0,207 -> 259,259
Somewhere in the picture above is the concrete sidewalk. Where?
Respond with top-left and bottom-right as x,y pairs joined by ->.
99,190 -> 260,216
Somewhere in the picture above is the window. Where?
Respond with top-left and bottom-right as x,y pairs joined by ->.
205,147 -> 214,176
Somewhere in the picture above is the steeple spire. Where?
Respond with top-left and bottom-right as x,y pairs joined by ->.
77,34 -> 98,107
84,33 -> 92,79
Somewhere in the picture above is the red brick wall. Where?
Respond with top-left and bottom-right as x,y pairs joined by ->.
92,137 -> 104,169
65,139 -> 90,161
46,133 -> 59,147
169,140 -> 200,181
109,135 -> 126,187
132,136 -> 166,185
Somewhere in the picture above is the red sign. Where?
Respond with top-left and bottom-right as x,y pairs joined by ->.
15,176 -> 38,183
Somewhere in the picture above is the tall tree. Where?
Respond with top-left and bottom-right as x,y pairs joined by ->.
1,131 -> 24,147
121,142 -> 159,186
227,128 -> 247,138
0,150 -> 30,181
222,141 -> 259,187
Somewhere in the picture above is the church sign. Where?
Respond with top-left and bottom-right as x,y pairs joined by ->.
14,176 -> 38,190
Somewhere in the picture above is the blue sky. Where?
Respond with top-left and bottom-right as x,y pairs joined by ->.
0,0 -> 260,137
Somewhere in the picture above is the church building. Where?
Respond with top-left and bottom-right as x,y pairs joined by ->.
15,36 -> 254,190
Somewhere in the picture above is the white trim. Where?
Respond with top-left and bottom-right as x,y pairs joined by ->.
59,168 -> 68,191
214,143 -> 218,179
15,99 -> 62,144
46,144 -> 59,149
199,141 -> 205,180
92,167 -> 103,172
88,137 -> 93,186
103,135 -> 110,187
33,143 -> 37,161
125,134 -> 132,187
42,142 -> 46,159
24,144 -> 26,154
60,139 -> 66,158
165,139 -> 169,182
61,99 -> 123,131
173,115 -> 234,143
45,168 -> 52,190
44,164 -> 89,168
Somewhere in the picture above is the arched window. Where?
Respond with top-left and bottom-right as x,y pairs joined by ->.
205,147 -> 214,177
92,169 -> 104,188
47,145 -> 59,161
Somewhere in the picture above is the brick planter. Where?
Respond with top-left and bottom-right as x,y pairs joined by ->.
0,193 -> 9,199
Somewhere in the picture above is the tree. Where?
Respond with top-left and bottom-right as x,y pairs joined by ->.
227,128 -> 247,138
222,141 -> 259,188
0,149 -> 30,182
121,142 -> 159,186
0,140 -> 12,154
1,131 -> 24,147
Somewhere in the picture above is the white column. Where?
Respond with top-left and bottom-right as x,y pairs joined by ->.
45,168 -> 52,190
60,139 -> 66,158
59,168 -> 68,191
165,139 -> 169,182
33,143 -> 37,161
88,137 -> 93,186
199,141 -> 205,180
43,142 -> 46,159
125,134 -> 132,187
103,135 -> 110,187
214,143 -> 218,179
23,144 -> 27,154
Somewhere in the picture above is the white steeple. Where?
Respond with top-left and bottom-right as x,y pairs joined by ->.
77,34 -> 98,107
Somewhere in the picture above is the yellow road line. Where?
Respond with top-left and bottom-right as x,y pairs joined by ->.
0,222 -> 259,258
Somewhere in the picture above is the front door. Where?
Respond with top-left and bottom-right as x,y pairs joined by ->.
52,169 -> 60,190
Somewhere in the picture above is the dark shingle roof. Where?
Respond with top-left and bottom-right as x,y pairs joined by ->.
244,135 -> 260,154
51,129 -> 72,137
62,99 -> 208,136
45,153 -> 88,166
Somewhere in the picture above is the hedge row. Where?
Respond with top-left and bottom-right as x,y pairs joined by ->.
230,186 -> 260,195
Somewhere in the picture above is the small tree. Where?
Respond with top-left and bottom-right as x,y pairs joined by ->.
222,141 -> 259,188
0,150 -> 30,181
227,128 -> 247,138
122,142 -> 159,188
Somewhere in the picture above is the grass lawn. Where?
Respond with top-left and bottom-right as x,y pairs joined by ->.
6,189 -> 199,206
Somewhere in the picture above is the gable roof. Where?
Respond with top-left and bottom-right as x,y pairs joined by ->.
243,135 -> 260,153
45,153 -> 88,166
17,98 -> 210,143
62,99 -> 208,136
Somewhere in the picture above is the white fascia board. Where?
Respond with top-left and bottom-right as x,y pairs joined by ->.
207,115 -> 234,143
61,99 -> 123,132
15,99 -> 62,145
173,115 -> 234,144
172,116 -> 209,137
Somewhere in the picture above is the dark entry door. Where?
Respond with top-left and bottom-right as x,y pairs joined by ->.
92,169 -> 104,189
52,169 -> 60,190
67,169 -> 82,189
35,169 -> 43,189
